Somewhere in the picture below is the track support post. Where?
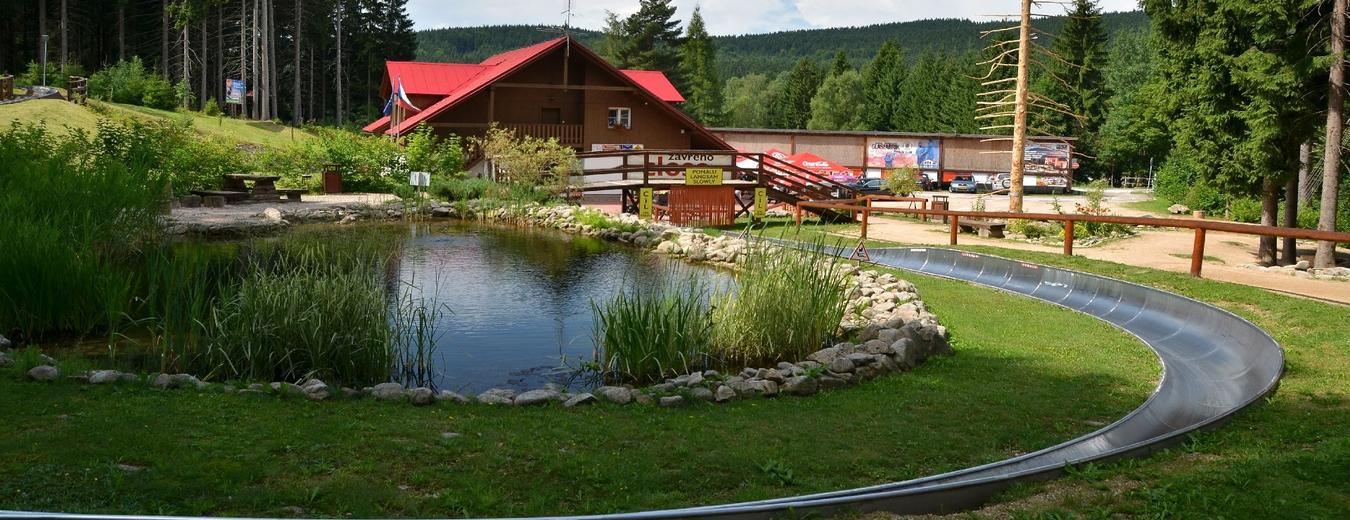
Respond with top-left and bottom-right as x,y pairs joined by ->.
1063,219 -> 1074,256
1191,228 -> 1207,277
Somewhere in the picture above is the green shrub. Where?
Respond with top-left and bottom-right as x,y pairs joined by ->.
1182,182 -> 1225,213
402,126 -> 464,177
202,97 -> 223,117
265,128 -> 404,193
574,208 -> 642,233
882,167 -> 922,196
1154,158 -> 1194,204
593,279 -> 713,384
16,61 -> 87,88
141,75 -> 177,110
87,58 -> 156,106
711,243 -> 851,366
430,177 -> 495,201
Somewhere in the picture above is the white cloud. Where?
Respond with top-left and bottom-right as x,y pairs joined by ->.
408,0 -> 1143,35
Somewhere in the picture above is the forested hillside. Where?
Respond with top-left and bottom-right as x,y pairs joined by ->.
415,11 -> 1149,76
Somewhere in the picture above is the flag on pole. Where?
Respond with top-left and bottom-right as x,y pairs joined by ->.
395,76 -> 420,113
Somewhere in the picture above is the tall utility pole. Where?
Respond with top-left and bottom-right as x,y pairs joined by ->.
294,0 -> 303,125
240,0 -> 248,118
1317,0 -> 1347,268
335,3 -> 345,126
1008,0 -> 1032,212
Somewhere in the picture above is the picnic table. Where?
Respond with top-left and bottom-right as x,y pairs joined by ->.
223,174 -> 282,202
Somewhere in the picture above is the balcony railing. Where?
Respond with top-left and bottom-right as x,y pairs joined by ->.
504,123 -> 583,145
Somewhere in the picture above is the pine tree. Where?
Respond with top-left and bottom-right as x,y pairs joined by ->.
769,58 -> 823,129
1097,29 -> 1168,177
893,52 -> 945,132
862,40 -> 906,131
679,7 -> 723,126
600,0 -> 682,80
829,51 -> 851,77
1035,0 -> 1109,175
807,69 -> 866,130
934,52 -> 981,134
1145,0 -> 1324,264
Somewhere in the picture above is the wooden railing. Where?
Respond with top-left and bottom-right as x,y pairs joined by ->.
795,197 -> 1350,278
504,123 -> 582,145
0,75 -> 13,101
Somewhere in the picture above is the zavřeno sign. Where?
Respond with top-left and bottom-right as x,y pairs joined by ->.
631,152 -> 737,179
865,138 -> 940,171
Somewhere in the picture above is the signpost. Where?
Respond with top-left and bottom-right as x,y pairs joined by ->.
753,187 -> 767,220
638,188 -> 653,219
685,168 -> 724,186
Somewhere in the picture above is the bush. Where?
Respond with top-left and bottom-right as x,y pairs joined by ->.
711,243 -> 851,366
264,128 -> 404,193
574,208 -> 642,233
1182,182 -> 1226,213
141,75 -> 177,110
201,97 -> 223,117
87,58 -> 157,106
402,126 -> 464,177
593,280 -> 713,384
1154,158 -> 1194,204
883,167 -> 922,196
16,61 -> 87,88
430,176 -> 495,201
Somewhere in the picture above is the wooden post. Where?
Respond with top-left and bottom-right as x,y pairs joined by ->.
950,215 -> 960,246
1190,228 -> 1207,277
1063,219 -> 1074,256
794,203 -> 802,226
861,206 -> 870,242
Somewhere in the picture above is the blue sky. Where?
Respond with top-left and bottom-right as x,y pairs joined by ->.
407,0 -> 1141,36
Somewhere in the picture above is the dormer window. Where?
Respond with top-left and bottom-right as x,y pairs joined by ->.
607,107 -> 632,129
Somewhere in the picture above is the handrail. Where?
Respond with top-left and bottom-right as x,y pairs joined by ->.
795,198 -> 1350,277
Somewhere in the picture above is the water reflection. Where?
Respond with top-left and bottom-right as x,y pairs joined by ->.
395,221 -> 731,393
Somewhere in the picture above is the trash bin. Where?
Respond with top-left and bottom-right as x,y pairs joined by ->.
931,195 -> 949,224
322,164 -> 342,194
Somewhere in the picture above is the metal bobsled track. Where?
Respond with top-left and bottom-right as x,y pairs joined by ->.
2,247 -> 1284,520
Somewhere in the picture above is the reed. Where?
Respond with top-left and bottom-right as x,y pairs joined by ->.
592,278 -> 713,384
710,242 -> 851,366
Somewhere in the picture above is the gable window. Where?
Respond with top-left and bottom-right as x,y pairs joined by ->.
607,107 -> 632,129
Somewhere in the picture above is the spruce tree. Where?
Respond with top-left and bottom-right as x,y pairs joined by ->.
808,69 -> 866,130
1097,29 -> 1169,177
770,58 -> 824,129
679,7 -> 724,126
893,52 -> 945,132
829,51 -> 852,77
600,0 -> 683,80
862,40 -> 906,131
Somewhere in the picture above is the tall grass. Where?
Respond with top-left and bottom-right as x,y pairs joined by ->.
0,122 -> 166,340
592,279 -> 713,384
710,243 -> 851,366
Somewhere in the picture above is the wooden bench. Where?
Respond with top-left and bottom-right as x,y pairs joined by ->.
277,188 -> 306,202
191,190 -> 250,204
959,219 -> 1007,238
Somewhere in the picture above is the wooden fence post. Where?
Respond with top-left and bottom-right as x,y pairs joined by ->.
1063,219 -> 1074,256
1190,228 -> 1207,277
950,215 -> 960,246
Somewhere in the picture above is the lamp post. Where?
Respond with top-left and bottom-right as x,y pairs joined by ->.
40,34 -> 49,87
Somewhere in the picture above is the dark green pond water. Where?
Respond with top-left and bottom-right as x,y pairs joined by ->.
396,222 -> 730,393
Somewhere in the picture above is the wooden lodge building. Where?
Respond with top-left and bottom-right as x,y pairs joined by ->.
362,36 -> 732,164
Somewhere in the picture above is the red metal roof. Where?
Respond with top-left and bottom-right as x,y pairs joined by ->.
620,70 -> 684,103
363,115 -> 391,134
373,37 -> 689,136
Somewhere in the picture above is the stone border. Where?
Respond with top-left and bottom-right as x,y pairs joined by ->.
5,201 -> 954,409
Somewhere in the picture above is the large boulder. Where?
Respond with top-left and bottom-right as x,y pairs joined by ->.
514,389 -> 563,406
371,382 -> 406,401
476,388 -> 517,405
408,387 -> 436,406
594,386 -> 632,405
27,365 -> 59,381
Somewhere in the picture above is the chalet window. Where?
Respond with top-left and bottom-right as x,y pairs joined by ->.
607,107 -> 631,129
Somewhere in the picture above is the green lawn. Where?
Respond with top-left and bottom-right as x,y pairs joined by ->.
704,217 -> 902,248
0,99 -> 311,147
1122,196 -> 1178,217
896,245 -> 1350,519
0,262 -> 1155,517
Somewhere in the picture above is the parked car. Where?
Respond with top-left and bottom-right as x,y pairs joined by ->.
990,173 -> 1013,191
949,175 -> 978,193
849,177 -> 890,196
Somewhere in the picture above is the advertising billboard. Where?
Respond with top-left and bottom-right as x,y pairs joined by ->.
1024,142 -> 1072,176
225,79 -> 246,105
865,138 -> 940,170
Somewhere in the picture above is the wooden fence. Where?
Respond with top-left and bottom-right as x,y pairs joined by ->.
0,75 -> 13,101
68,76 -> 87,104
796,197 -> 1350,278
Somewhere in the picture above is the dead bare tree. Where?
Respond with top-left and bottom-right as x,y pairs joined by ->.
975,0 -> 1084,212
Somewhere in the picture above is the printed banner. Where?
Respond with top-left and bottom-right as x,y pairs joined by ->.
225,79 -> 246,105
591,144 -> 644,152
1024,142 -> 1073,176
685,168 -> 724,186
865,138 -> 940,170
638,188 -> 653,219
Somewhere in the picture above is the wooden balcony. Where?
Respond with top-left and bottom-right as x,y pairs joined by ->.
504,123 -> 583,146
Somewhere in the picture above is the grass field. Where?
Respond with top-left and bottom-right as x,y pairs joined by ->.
0,259 -> 1155,517
0,99 -> 311,147
1122,196 -> 1179,217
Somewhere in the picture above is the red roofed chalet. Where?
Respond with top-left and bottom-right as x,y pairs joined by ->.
363,36 -> 730,156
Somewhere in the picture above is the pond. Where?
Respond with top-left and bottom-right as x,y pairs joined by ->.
393,222 -> 732,393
